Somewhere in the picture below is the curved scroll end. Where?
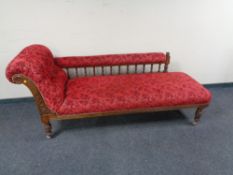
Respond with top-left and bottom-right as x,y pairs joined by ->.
5,44 -> 54,83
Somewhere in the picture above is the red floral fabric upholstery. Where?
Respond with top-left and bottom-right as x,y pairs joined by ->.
6,45 -> 211,116
58,72 -> 211,115
6,45 -> 67,112
54,53 -> 166,67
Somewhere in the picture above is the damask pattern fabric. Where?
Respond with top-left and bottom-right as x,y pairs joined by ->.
54,52 -> 166,67
58,72 -> 211,115
6,45 -> 67,112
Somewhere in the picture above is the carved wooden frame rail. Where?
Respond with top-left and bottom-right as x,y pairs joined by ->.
11,52 -> 209,139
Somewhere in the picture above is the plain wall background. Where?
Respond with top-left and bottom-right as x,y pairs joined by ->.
0,0 -> 233,99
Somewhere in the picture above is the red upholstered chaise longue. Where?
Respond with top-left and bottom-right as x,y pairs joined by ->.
6,45 -> 211,138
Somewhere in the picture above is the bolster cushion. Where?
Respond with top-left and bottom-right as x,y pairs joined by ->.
54,53 -> 166,67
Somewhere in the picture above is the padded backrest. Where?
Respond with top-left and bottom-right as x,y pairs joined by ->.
54,53 -> 169,78
6,45 -> 68,112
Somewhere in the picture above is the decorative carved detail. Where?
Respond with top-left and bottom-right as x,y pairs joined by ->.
12,74 -> 54,115
12,74 -> 55,138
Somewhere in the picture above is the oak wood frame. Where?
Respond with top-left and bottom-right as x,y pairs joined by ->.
11,52 -> 209,138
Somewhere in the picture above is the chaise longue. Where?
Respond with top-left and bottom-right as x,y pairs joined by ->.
6,45 -> 211,138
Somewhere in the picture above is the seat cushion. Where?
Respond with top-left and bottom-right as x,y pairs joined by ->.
58,72 -> 211,115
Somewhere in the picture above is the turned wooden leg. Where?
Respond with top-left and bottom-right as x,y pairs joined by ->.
44,122 -> 52,139
41,115 -> 52,139
193,106 -> 206,125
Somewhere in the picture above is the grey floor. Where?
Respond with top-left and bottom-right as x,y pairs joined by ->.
0,86 -> 233,175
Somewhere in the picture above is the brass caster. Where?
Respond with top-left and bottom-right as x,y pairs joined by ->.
192,121 -> 198,126
46,135 -> 52,139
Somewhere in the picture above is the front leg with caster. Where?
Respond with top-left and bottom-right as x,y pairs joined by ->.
43,122 -> 52,139
41,115 -> 53,139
